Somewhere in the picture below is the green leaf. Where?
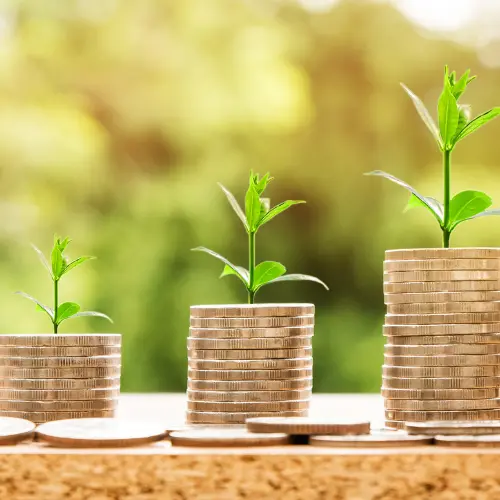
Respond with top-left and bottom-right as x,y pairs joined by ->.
438,82 -> 459,149
218,183 -> 249,232
71,311 -> 113,323
258,200 -> 306,229
455,104 -> 471,137
448,191 -> 493,229
405,194 -> 444,221
255,173 -> 273,195
260,273 -> 329,290
31,244 -> 53,278
245,182 -> 262,232
454,108 -> 500,144
400,83 -> 443,150
56,302 -> 81,325
15,291 -> 54,321
259,198 -> 271,220
451,69 -> 472,99
60,256 -> 95,277
192,247 -> 249,287
252,261 -> 286,291
365,171 -> 444,225
51,243 -> 64,280
469,208 -> 500,220
220,264 -> 250,286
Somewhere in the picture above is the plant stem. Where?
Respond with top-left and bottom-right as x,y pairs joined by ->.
248,231 -> 256,304
53,279 -> 59,334
442,149 -> 451,248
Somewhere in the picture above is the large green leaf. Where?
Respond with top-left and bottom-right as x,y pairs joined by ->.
400,83 -> 443,150
438,83 -> 459,149
71,311 -> 113,323
56,302 -> 81,325
31,244 -> 52,278
192,247 -> 248,286
245,182 -> 262,232
252,261 -> 286,291
15,291 -> 54,321
218,183 -> 248,231
448,190 -> 492,230
61,256 -> 95,277
220,264 -> 250,286
454,108 -> 500,144
261,273 -> 329,290
258,200 -> 305,229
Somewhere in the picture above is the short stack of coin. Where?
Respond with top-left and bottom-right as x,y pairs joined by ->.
187,304 -> 314,424
383,248 -> 500,430
0,334 -> 121,424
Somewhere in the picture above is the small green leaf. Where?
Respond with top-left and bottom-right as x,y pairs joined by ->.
218,183 -> 249,231
448,190 -> 493,230
15,291 -> 54,321
51,243 -> 64,280
259,198 -> 271,220
454,108 -> 500,143
438,82 -> 459,149
71,311 -> 113,323
192,247 -> 249,287
255,173 -> 273,195
56,302 -> 81,325
252,261 -> 286,291
258,200 -> 306,229
31,244 -> 52,278
60,256 -> 95,276
220,264 -> 250,286
261,273 -> 329,290
451,69 -> 472,99
245,182 -> 262,232
455,104 -> 471,137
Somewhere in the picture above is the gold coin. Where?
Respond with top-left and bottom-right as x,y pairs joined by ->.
384,281 -> 499,294
385,409 -> 500,421
406,420 -> 500,436
0,388 -> 120,401
36,418 -> 166,448
189,326 -> 314,339
384,398 -> 500,411
384,354 -> 500,367
0,377 -> 121,390
188,367 -> 313,381
0,409 -> 115,424
435,435 -> 500,447
187,389 -> 312,402
0,334 -> 121,346
0,366 -> 121,378
0,416 -> 36,445
385,248 -> 500,260
245,417 -> 370,435
384,420 -> 406,430
0,355 -> 121,368
190,304 -> 314,318
383,323 -> 500,336
387,301 -> 500,314
384,259 -> 500,272
186,410 -> 308,424
188,348 -> 312,361
0,346 -> 121,357
382,376 -> 500,389
188,358 -> 312,370
187,378 -> 313,391
382,365 -> 500,378
170,428 -> 290,447
187,400 -> 310,412
190,316 -> 315,328
384,270 -> 500,283
385,344 -> 500,356
381,387 -> 497,400
187,336 -> 312,350
309,432 -> 432,448
0,399 -> 118,411
385,312 -> 500,325
385,334 -> 500,345
384,291 -> 500,305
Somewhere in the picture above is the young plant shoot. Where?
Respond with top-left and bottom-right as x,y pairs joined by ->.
366,66 -> 500,247
193,172 -> 328,304
17,236 -> 113,334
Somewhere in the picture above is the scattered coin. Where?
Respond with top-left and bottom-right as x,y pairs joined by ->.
385,334 -> 500,345
384,270 -> 500,283
381,387 -> 497,400
384,291 -> 500,305
0,388 -> 120,401
170,428 -> 290,447
384,281 -> 499,294
385,248 -> 500,260
382,365 -> 500,378
187,389 -> 312,402
0,416 -> 36,444
187,336 -> 312,350
245,417 -> 370,435
435,435 -> 500,447
187,368 -> 313,381
187,378 -> 313,391
189,326 -> 314,339
190,304 -> 314,318
188,348 -> 312,360
384,259 -> 500,272
0,355 -> 121,368
190,316 -> 315,328
36,418 -> 166,447
384,398 -> 500,411
188,358 -> 312,371
385,344 -> 500,356
0,366 -> 121,379
385,409 -> 500,421
0,377 -> 121,390
384,354 -> 500,367
0,334 -> 121,346
383,323 -> 500,336
387,301 -> 500,314
385,312 -> 500,325
309,431 -> 432,448
0,346 -> 121,357
406,421 -> 500,436
0,409 -> 115,423
0,398 -> 118,411
382,376 -> 500,389
187,400 -> 310,412
186,410 -> 308,424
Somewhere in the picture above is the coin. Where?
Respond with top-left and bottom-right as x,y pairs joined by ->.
187,336 -> 312,350
406,421 -> 500,436
309,431 -> 432,448
384,354 -> 500,367
188,347 -> 312,361
0,346 -> 121,357
170,428 -> 290,447
383,324 -> 500,336
0,416 -> 36,444
385,409 -> 500,421
188,368 -> 313,381
381,388 -> 498,400
384,291 -> 500,305
385,248 -> 500,260
0,366 -> 121,378
0,409 -> 115,423
188,358 -> 313,370
187,400 -> 310,412
0,399 -> 118,411
186,410 -> 308,424
385,312 -> 500,325
190,304 -> 314,318
384,270 -> 500,283
187,378 -> 313,391
0,377 -> 121,390
385,344 -> 500,356
384,398 -> 500,411
187,389 -> 312,402
0,388 -> 120,401
0,355 -> 121,368
382,365 -> 500,377
384,259 -> 500,272
385,334 -> 500,345
435,435 -> 500,447
384,281 -> 499,294
189,326 -> 314,339
382,376 -> 500,389
190,316 -> 315,328
0,334 -> 121,346
384,420 -> 406,430
245,417 -> 370,435
387,301 -> 500,314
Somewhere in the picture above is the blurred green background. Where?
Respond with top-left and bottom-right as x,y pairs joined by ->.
1,0 -> 500,392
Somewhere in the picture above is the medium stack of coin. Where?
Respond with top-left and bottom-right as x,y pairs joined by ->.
383,249 -> 500,430
187,304 -> 314,424
0,335 -> 121,424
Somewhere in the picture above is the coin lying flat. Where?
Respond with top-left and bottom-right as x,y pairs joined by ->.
187,400 -> 310,412
406,421 -> 500,436
187,389 -> 312,402
384,270 -> 500,283
189,326 -> 314,339
384,354 -> 500,367
435,435 -> 500,448
190,304 -> 314,318
387,301 -> 500,314
0,398 -> 118,411
386,248 -> 500,260
0,346 -> 121,357
384,398 -> 500,411
170,428 -> 290,447
384,324 -> 500,336
188,348 -> 312,360
0,410 -> 115,423
382,376 -> 500,389
382,365 -> 500,378
381,388 -> 498,400
187,378 -> 313,392
188,368 -> 313,381
188,358 -> 313,371
245,417 -> 370,435
385,334 -> 500,346
0,335 -> 121,346
385,344 -> 500,356
384,291 -> 500,305
384,281 -> 499,294
385,312 -> 500,325
0,416 -> 36,444
385,409 -> 500,421
0,367 -> 121,379
186,410 -> 308,424
309,431 -> 432,448
36,418 -> 166,448
384,259 -> 500,272
187,336 -> 312,350
0,377 -> 121,390
0,388 -> 120,401
190,316 -> 315,328
0,355 -> 121,368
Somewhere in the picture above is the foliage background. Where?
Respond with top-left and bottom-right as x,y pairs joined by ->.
1,0 -> 500,392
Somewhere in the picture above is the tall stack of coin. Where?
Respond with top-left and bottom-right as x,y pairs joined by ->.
382,248 -> 500,430
0,334 -> 121,424
187,304 -> 314,424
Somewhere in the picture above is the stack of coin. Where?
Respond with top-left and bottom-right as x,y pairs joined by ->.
382,248 -> 500,430
187,304 -> 314,424
0,334 -> 121,424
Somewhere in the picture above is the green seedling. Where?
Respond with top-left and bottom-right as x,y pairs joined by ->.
17,236 -> 113,333
193,172 -> 328,304
366,66 -> 500,247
